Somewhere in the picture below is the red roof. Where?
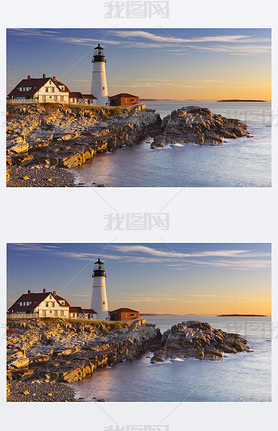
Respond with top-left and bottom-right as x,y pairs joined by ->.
8,78 -> 50,98
53,80 -> 70,92
8,77 -> 69,98
69,91 -> 83,99
69,306 -> 83,313
83,308 -> 97,314
110,308 -> 139,313
9,292 -> 50,312
82,94 -> 97,99
69,306 -> 97,314
109,93 -> 138,99
54,294 -> 70,307
8,291 -> 69,312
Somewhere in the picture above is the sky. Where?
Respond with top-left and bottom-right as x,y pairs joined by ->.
6,28 -> 271,100
7,243 -> 271,315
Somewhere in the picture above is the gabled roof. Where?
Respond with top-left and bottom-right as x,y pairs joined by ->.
9,292 -> 50,312
54,294 -> 70,307
110,307 -> 139,313
8,77 -> 69,98
8,78 -> 50,98
8,291 -> 69,312
109,93 -> 138,99
54,80 -> 70,92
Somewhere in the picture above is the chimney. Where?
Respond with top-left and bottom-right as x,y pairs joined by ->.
53,76 -> 56,81
43,288 -> 46,293
43,73 -> 46,78
27,75 -> 31,79
53,290 -> 56,295
28,289 -> 31,294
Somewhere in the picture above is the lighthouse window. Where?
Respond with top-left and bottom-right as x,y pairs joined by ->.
103,87 -> 105,90
103,301 -> 105,305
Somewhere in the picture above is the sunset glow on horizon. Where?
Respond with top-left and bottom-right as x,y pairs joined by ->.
7,243 -> 271,316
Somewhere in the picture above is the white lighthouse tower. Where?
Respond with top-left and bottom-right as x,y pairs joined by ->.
91,44 -> 109,106
91,258 -> 109,320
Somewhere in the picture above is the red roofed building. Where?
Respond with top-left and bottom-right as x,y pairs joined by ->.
109,93 -> 139,106
8,74 -> 70,104
109,308 -> 139,321
8,289 -> 97,320
8,289 -> 70,318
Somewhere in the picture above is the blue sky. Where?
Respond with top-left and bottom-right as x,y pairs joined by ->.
7,28 -> 271,100
7,243 -> 271,314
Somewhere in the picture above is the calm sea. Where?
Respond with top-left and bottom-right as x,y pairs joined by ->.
72,101 -> 271,187
70,315 -> 271,402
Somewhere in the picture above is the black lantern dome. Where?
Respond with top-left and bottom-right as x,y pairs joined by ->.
92,44 -> 106,63
93,258 -> 106,277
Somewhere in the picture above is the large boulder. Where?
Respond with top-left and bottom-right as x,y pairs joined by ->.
151,320 -> 251,362
151,106 -> 251,147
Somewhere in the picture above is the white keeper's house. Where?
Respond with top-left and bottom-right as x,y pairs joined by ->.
7,74 -> 96,105
8,289 -> 97,319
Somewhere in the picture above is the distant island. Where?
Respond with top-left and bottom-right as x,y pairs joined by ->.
217,99 -> 267,103
217,314 -> 267,317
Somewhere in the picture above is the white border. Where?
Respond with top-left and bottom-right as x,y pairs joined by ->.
1,1 -> 277,430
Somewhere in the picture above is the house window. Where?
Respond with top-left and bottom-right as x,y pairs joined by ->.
46,302 -> 49,307
60,96 -> 64,102
45,87 -> 49,92
54,96 -> 57,102
60,310 -> 64,316
54,310 -> 58,316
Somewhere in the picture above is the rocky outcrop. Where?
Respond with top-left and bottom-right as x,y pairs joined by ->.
151,321 -> 251,362
7,319 -> 161,383
6,104 -> 161,170
150,106 -> 251,147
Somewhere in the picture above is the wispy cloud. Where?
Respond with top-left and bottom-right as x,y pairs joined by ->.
110,245 -> 269,259
112,30 -> 270,45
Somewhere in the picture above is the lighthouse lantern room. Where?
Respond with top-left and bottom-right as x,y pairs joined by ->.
91,258 -> 109,320
91,44 -> 109,106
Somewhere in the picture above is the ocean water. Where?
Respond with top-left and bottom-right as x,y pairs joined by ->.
72,101 -> 271,187
70,315 -> 271,402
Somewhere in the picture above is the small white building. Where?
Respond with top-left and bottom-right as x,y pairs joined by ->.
8,74 -> 70,104
69,306 -> 97,319
8,289 -> 70,318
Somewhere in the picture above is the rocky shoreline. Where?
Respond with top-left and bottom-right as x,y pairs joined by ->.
6,103 -> 251,187
7,318 -> 251,402
6,318 -> 161,401
6,104 -> 161,187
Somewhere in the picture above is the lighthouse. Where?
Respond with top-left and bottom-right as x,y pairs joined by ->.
91,258 -> 109,320
91,44 -> 109,106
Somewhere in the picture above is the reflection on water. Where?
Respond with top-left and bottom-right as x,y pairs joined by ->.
70,315 -> 271,402
72,101 -> 271,187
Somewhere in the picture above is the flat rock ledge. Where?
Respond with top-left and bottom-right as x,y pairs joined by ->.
151,321 -> 251,362
151,106 -> 251,148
